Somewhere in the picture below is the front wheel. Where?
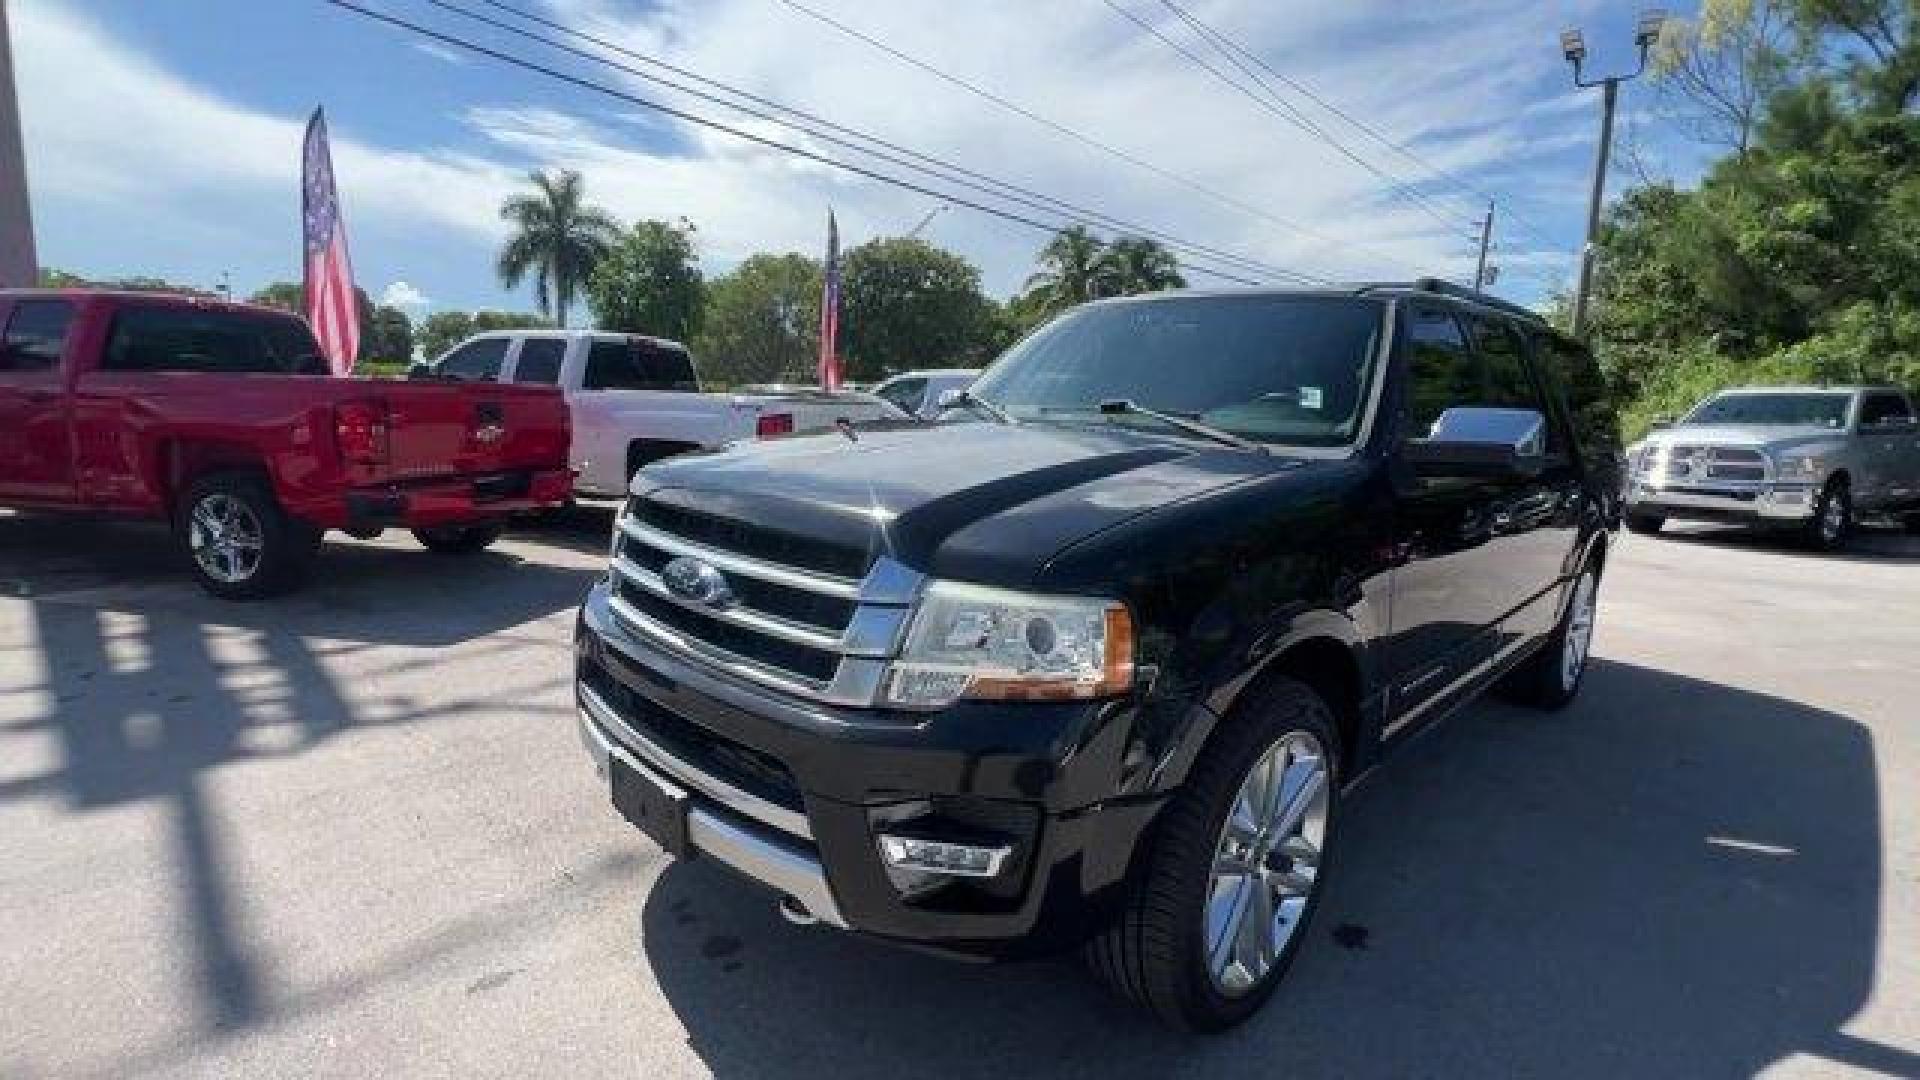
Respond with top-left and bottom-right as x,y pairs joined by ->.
412,524 -> 503,554
175,472 -> 320,600
1499,562 -> 1600,710
1804,478 -> 1852,552
1087,677 -> 1338,1032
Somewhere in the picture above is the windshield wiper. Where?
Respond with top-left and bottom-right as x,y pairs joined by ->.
949,389 -> 1014,425
1037,399 -> 1266,453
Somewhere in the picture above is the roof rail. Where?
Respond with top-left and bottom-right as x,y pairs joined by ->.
1360,278 -> 1546,325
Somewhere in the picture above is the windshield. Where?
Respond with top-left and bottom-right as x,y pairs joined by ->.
969,295 -> 1384,448
1686,393 -> 1851,428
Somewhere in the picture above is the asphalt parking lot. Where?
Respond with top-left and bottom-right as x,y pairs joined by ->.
2,508 -> 1917,1079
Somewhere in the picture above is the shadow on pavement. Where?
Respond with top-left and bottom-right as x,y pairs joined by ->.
0,509 -> 598,1041
1651,520 -> 1920,564
0,511 -> 598,647
640,658 -> 1907,1079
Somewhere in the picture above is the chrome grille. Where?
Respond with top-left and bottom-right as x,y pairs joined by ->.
609,498 -> 922,706
1659,445 -> 1769,484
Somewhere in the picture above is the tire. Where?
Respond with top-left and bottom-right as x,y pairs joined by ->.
1624,512 -> 1664,535
1087,677 -> 1340,1032
175,472 -> 320,600
1499,561 -> 1600,710
1803,477 -> 1853,552
411,524 -> 503,554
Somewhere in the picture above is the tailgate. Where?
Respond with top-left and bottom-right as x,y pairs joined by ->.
767,396 -> 895,435
379,382 -> 569,481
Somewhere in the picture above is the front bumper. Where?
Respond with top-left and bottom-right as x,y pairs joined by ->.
1624,478 -> 1817,524
573,577 -> 1165,959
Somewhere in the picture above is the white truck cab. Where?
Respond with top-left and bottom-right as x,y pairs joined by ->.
425,331 -> 899,499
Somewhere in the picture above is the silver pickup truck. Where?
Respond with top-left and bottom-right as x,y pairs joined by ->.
1623,385 -> 1920,549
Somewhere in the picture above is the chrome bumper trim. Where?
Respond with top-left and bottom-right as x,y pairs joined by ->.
577,701 -> 848,929
579,682 -> 811,840
1626,482 -> 1816,520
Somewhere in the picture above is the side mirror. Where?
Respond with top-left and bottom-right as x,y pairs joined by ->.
1647,414 -> 1676,432
406,362 -> 435,380
933,387 -> 965,414
1403,407 -> 1547,478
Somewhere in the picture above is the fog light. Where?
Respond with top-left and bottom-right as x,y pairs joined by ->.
878,834 -> 1011,878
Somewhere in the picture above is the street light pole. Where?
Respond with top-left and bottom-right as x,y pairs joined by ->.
0,0 -> 38,289
1562,10 -> 1667,339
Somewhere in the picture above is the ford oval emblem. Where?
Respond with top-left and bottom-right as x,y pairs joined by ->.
661,555 -> 735,609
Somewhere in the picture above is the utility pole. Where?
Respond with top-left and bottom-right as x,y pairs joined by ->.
0,0 -> 38,289
1473,201 -> 1495,291
1560,10 -> 1667,338
905,202 -> 948,240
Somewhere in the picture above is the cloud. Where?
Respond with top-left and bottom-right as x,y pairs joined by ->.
410,41 -> 469,67
381,280 -> 431,309
14,0 -> 1619,306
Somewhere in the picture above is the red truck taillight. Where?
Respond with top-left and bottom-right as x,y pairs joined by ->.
756,412 -> 794,439
334,400 -> 389,465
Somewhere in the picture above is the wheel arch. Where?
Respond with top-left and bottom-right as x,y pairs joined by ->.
1153,614 -> 1373,794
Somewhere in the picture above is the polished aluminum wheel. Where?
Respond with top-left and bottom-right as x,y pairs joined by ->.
1205,730 -> 1329,996
1819,489 -> 1848,545
188,493 -> 264,584
1561,571 -> 1597,691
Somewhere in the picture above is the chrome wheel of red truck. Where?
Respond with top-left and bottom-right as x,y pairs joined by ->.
175,473 -> 318,601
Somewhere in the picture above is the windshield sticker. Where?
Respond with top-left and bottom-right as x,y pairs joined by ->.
1299,386 -> 1323,410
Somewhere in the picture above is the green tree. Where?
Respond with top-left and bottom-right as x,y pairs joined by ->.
692,252 -> 821,386
249,281 -> 303,310
1024,225 -> 1112,313
1100,235 -> 1186,295
415,309 -> 550,361
1651,0 -> 1795,156
839,236 -> 993,381
365,306 -> 415,363
586,218 -> 705,340
496,169 -> 620,327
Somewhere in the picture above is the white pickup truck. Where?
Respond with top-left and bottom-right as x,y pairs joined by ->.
419,330 -> 901,499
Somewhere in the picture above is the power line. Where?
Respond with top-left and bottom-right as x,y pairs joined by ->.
1100,0 -> 1473,236
322,0 -> 1275,286
1152,0 -> 1572,256
434,0 -> 1328,285
772,0 -> 1424,274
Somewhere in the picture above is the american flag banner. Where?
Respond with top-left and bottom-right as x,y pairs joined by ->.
302,108 -> 359,377
817,209 -> 842,391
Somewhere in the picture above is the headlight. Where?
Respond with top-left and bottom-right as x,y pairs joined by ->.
1776,454 -> 1824,481
884,580 -> 1134,708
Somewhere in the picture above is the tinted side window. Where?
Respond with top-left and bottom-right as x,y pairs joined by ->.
1861,392 -> 1914,426
1462,315 -> 1547,414
103,306 -> 326,374
584,340 -> 698,392
1403,306 -> 1476,437
440,338 -> 508,382
513,338 -> 565,385
1,300 -> 74,372
1534,331 -> 1620,462
879,377 -> 927,414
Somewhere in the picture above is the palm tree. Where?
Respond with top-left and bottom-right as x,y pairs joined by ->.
1100,235 -> 1186,295
1025,225 -> 1113,312
496,169 -> 619,328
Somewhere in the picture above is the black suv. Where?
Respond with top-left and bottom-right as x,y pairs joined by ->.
573,280 -> 1621,1031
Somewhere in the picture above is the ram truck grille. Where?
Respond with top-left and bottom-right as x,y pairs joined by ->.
1659,445 -> 1769,484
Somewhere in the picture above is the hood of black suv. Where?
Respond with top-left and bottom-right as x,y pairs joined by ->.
635,420 -> 1300,587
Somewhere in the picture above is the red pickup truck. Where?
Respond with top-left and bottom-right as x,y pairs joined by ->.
0,289 -> 572,598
